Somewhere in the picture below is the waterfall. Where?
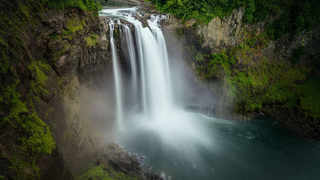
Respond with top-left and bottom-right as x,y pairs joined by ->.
102,7 -> 212,164
109,20 -> 123,128
148,15 -> 172,111
131,19 -> 172,119
132,23 -> 148,113
122,24 -> 138,105
107,13 -> 172,120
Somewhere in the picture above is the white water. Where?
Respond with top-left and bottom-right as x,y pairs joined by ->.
101,8 -> 320,180
109,20 -> 123,128
122,24 -> 138,104
102,7 -> 212,156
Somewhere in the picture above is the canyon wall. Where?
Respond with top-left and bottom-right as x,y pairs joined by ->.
161,8 -> 320,139
0,0 -> 120,179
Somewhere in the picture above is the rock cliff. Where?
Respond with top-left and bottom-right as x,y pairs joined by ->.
0,0 -> 116,179
161,8 -> 320,139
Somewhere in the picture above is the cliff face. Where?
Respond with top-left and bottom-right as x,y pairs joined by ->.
0,0 -> 115,179
161,8 -> 320,139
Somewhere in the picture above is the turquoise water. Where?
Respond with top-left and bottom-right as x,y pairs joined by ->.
118,115 -> 320,180
99,6 -> 320,180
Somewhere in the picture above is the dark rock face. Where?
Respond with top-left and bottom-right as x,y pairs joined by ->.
97,143 -> 163,180
0,0 -> 113,179
264,107 -> 320,140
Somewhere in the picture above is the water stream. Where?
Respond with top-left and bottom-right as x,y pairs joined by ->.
109,20 -> 123,128
101,7 -> 320,180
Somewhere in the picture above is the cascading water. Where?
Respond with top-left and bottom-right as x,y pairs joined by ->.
133,19 -> 172,118
109,20 -> 123,128
122,24 -> 138,105
104,8 -> 211,157
101,7 -> 320,180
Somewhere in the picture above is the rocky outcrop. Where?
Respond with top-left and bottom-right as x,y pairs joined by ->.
161,8 -> 320,138
196,8 -> 245,52
96,143 -> 163,180
0,0 -> 115,179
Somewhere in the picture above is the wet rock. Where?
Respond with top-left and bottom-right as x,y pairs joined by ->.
134,15 -> 149,28
184,19 -> 196,27
138,5 -> 161,14
160,18 -> 183,33
144,13 -> 151,19
97,143 -> 164,180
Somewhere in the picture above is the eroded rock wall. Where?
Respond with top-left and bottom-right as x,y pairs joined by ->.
161,8 -> 320,139
0,0 -> 118,179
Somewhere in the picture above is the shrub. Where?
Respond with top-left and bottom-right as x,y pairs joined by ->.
290,45 -> 306,64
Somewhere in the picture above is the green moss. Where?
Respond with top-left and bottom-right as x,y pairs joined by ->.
28,60 -> 51,96
297,77 -> 320,118
230,60 -> 312,113
2,80 -> 56,155
50,33 -> 61,40
85,34 -> 99,47
18,3 -> 31,23
68,17 -> 85,33
0,175 -> 5,180
76,165 -> 109,180
9,155 -> 41,179
0,50 -> 9,74
196,41 -> 318,118
76,165 -> 138,180
0,35 -> 8,47
1,78 -> 56,179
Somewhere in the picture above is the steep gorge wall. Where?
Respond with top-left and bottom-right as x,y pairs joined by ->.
0,0 -> 118,179
161,8 -> 320,139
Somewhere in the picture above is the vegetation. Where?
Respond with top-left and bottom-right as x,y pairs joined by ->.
68,17 -> 85,33
76,165 -> 138,180
197,47 -> 319,118
150,0 -> 320,40
44,0 -> 102,12
28,61 -> 51,96
0,0 -> 102,178
195,24 -> 319,119
85,34 -> 100,47
1,78 -> 56,179
290,45 -> 306,64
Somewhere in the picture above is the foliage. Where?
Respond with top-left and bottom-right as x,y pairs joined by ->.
28,61 -> 51,96
44,0 -> 102,12
85,34 -> 100,46
159,0 -> 245,23
243,0 -> 255,23
1,80 -> 56,156
290,45 -> 306,63
155,0 -> 320,40
68,17 -> 85,33
266,0 -> 320,40
76,165 -> 138,180
193,26 -> 317,116
298,77 -> 320,118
